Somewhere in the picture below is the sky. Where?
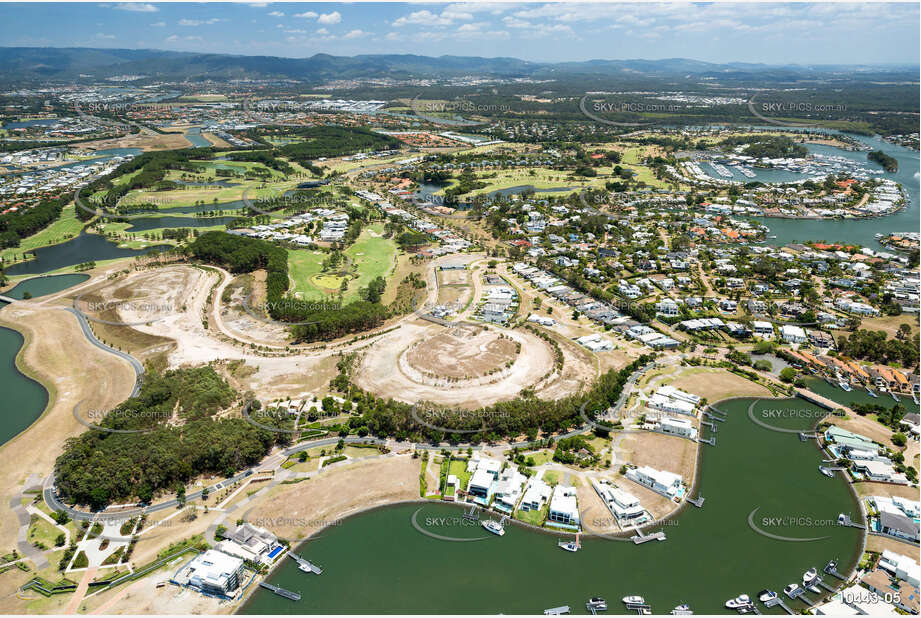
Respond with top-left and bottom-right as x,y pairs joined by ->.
1,2 -> 919,65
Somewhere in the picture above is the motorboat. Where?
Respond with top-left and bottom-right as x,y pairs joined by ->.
758,590 -> 778,603
622,596 -> 646,606
819,466 -> 835,478
784,583 -> 802,599
558,532 -> 580,552
481,520 -> 505,536
670,603 -> 693,615
867,387 -> 878,398
586,598 -> 607,612
803,568 -> 819,587
825,559 -> 838,573
839,380 -> 852,392
725,595 -> 752,610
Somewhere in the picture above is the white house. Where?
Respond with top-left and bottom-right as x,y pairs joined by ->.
646,392 -> 696,417
752,320 -> 775,339
780,324 -> 807,344
626,465 -> 684,499
592,480 -> 645,523
519,477 -> 552,512
654,415 -> 698,440
548,485 -> 580,526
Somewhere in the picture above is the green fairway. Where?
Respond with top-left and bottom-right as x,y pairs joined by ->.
286,223 -> 397,303
344,224 -> 397,297
0,203 -> 85,263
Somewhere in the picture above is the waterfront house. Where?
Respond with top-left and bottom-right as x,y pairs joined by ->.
519,477 -> 552,512
592,480 -> 645,523
173,549 -> 245,598
626,466 -> 684,500
878,511 -> 920,543
493,467 -> 528,513
653,415 -> 698,440
824,426 -> 877,452
548,486 -> 580,527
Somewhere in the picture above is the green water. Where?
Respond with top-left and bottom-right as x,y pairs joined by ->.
0,274 -> 88,446
1,273 -> 89,299
242,397 -> 862,615
0,327 -> 49,446
806,378 -> 919,414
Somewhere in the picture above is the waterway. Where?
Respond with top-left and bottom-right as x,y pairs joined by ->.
805,377 -> 919,415
185,127 -> 212,148
242,396 -> 862,615
700,131 -> 919,250
0,274 -> 89,446
123,215 -> 235,232
3,231 -> 171,277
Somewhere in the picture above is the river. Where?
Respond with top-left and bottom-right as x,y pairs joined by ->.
242,396 -> 863,615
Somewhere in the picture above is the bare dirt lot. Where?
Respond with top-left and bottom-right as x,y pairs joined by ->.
668,367 -> 773,402
404,323 -> 518,379
618,432 -> 698,486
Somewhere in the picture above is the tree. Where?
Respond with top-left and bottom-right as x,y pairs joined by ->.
891,432 -> 907,447
779,367 -> 797,383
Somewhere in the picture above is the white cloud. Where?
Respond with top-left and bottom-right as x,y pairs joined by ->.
294,11 -> 317,19
248,2 -> 269,7
178,18 -> 222,26
94,32 -> 116,39
268,11 -> 284,17
393,10 -> 452,27
150,21 -> 166,27
315,28 -> 329,36
317,11 -> 341,25
343,29 -> 369,39
113,3 -> 157,12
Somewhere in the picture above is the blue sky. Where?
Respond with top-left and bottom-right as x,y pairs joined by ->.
2,2 -> 918,64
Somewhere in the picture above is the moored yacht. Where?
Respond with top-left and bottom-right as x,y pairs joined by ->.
758,590 -> 778,603
622,596 -> 646,606
802,567 -> 819,587
783,583 -> 802,599
482,519 -> 505,536
670,603 -> 693,615
586,598 -> 607,612
725,594 -> 752,610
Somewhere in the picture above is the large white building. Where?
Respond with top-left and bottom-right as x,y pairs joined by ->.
174,550 -> 245,597
592,480 -> 645,523
654,415 -> 698,440
548,486 -> 580,527
626,466 -> 684,499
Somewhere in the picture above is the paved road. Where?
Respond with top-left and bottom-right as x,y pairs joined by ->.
65,307 -> 143,398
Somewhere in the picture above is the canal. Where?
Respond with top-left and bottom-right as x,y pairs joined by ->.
242,396 -> 863,615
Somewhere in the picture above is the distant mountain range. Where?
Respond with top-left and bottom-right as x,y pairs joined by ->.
1,46 -> 917,84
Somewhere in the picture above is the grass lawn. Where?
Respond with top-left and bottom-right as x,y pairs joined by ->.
515,504 -> 548,526
287,249 -> 328,301
521,449 -> 554,467
447,459 -> 472,492
0,204 -> 85,263
542,471 -> 561,486
28,515 -> 62,549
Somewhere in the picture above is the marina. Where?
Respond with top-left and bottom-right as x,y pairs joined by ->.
243,398 -> 863,615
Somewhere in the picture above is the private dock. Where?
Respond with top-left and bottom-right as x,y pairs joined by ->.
544,606 -> 570,615
817,579 -> 836,593
705,407 -> 727,422
698,436 -> 716,446
763,596 -> 793,615
701,421 -> 717,433
463,504 -> 479,521
799,432 -> 821,442
631,525 -> 666,544
625,603 -> 651,614
824,561 -> 845,580
686,496 -> 705,508
838,514 -> 866,529
288,553 -> 323,574
259,582 -> 301,601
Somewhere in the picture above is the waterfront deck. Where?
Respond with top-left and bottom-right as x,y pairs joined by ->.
289,552 -> 323,575
686,495 -> 705,508
631,525 -> 666,544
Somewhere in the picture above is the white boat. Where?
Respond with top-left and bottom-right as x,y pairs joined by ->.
867,387 -> 878,398
482,520 -> 505,536
558,532 -> 580,552
670,603 -> 693,615
586,598 -> 607,612
803,568 -> 818,587
783,584 -> 802,599
758,590 -> 777,603
839,381 -> 852,392
623,596 -> 646,606
819,466 -> 835,478
725,595 -> 752,610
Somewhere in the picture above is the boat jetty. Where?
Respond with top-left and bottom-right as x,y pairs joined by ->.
258,581 -> 301,601
288,552 -> 323,575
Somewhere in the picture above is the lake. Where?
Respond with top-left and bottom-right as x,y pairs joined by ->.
3,231 -> 171,277
242,396 -> 862,615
